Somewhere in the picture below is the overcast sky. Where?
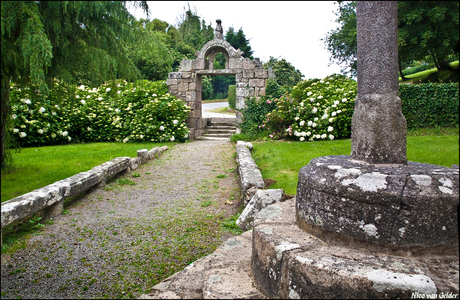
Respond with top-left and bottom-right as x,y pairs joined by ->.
127,1 -> 343,80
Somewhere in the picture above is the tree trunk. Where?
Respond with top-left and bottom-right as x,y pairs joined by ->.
398,58 -> 407,81
430,49 -> 441,71
1,75 -> 11,168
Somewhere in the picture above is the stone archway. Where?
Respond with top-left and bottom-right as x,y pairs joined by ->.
166,20 -> 274,140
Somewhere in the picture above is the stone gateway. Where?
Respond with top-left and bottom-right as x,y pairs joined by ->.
166,20 -> 274,140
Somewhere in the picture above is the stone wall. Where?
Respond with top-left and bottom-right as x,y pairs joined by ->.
1,146 -> 168,231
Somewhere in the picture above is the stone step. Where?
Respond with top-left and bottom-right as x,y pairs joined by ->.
206,128 -> 236,134
207,125 -> 236,130
197,136 -> 230,141
202,133 -> 233,138
209,122 -> 236,127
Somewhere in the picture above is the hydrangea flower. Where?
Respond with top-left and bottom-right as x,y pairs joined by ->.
328,126 -> 334,132
329,134 -> 335,140
106,88 -> 111,92
299,120 -> 305,126
38,129 -> 44,134
300,137 -> 305,141
19,132 -> 27,138
170,136 -> 175,142
13,128 -> 19,133
173,120 -> 178,125
308,121 -> 313,127
39,107 -> 46,113
160,126 -> 165,131
80,100 -> 86,105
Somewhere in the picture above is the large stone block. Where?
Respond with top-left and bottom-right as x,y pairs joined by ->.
252,222 -> 321,299
236,142 -> 265,201
229,58 -> 243,69
169,72 -> 182,79
137,149 -> 149,164
296,155 -> 459,254
179,59 -> 193,72
166,78 -> 177,86
243,70 -> 254,78
178,82 -> 189,92
287,246 -> 437,299
1,184 -> 64,228
236,189 -> 284,231
193,59 -> 205,70
243,58 -> 254,69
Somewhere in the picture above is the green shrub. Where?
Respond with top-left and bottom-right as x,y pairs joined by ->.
400,82 -> 459,129
202,76 -> 213,100
9,80 -> 191,147
228,85 -> 236,109
260,74 -> 357,141
402,63 -> 435,76
238,96 -> 277,138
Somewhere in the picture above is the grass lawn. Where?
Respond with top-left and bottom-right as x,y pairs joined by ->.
1,141 -> 177,203
399,60 -> 459,82
252,127 -> 459,195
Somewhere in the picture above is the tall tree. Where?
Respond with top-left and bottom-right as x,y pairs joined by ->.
225,27 -> 254,59
323,1 -> 459,77
126,18 -> 175,81
176,4 -> 213,51
322,1 -> 357,77
263,57 -> 304,87
1,1 -> 149,168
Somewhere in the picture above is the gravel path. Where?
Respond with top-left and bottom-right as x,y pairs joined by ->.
1,140 -> 241,299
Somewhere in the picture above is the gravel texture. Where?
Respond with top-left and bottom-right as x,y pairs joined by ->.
1,140 -> 241,299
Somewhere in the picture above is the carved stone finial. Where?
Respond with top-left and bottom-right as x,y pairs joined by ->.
215,19 -> 223,40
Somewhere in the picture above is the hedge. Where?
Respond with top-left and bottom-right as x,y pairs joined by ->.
228,85 -> 236,110
400,82 -> 459,129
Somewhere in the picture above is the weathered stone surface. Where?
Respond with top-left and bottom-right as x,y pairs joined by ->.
1,184 -> 64,228
296,155 -> 459,253
236,141 -> 265,202
252,222 -> 322,298
179,59 -> 193,72
168,72 -> 182,79
137,149 -> 149,164
351,1 -> 407,164
236,189 -> 284,231
253,197 -> 297,228
288,246 -> 438,299
91,157 -> 131,180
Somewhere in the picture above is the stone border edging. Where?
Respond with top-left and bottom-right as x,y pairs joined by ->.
235,141 -> 265,204
1,146 -> 168,230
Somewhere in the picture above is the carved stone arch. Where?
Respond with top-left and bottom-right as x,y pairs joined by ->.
204,46 -> 229,70
166,20 -> 275,140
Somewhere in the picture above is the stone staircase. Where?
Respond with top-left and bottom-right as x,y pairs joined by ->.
198,118 -> 237,141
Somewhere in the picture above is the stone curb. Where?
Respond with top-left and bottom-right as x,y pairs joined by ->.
235,141 -> 265,203
1,146 -> 168,229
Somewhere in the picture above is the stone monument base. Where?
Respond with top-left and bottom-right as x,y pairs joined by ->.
252,199 -> 459,299
296,155 -> 459,256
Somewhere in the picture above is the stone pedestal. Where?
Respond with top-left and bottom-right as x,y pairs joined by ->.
296,155 -> 459,256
